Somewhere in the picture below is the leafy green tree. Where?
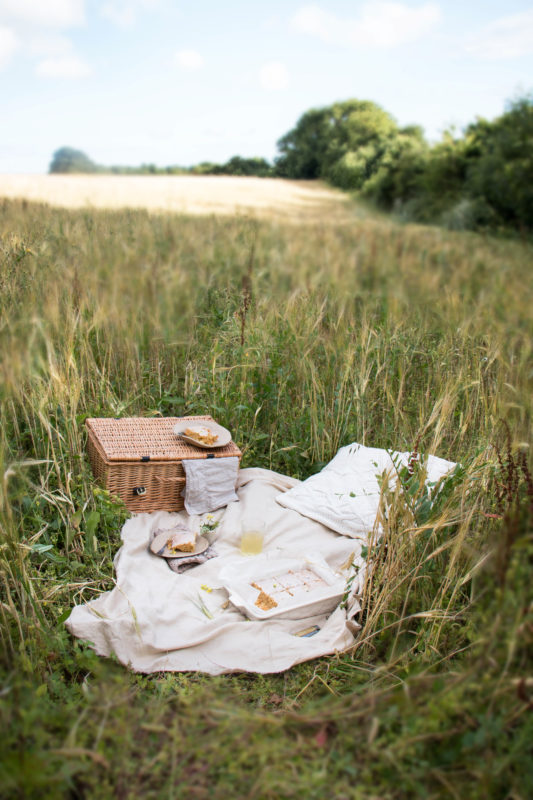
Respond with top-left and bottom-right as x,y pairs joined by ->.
49,147 -> 98,174
192,156 -> 273,177
465,96 -> 533,230
274,108 -> 332,179
222,156 -> 273,177
416,131 -> 472,219
191,161 -> 225,175
322,99 -> 398,185
275,100 -> 401,189
362,126 -> 428,210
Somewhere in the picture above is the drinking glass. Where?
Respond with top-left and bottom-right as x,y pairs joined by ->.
239,522 -> 265,555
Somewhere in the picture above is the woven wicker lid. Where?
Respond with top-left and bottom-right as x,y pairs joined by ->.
85,416 -> 241,462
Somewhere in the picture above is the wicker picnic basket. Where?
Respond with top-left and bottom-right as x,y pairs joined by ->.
86,416 -> 242,513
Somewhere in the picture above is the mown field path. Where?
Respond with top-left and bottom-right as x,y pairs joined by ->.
0,174 -> 349,221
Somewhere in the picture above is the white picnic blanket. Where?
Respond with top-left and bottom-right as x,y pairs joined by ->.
66,467 -> 365,675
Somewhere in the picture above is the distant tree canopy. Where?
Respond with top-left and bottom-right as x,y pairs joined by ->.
48,149 -> 272,178
191,156 -> 273,177
275,99 -> 425,191
49,147 -> 99,174
49,93 -> 533,231
274,94 -> 533,231
464,97 -> 533,230
364,95 -> 533,231
275,108 -> 332,179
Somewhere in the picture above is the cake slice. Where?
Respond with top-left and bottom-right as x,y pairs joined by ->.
183,426 -> 218,446
166,527 -> 197,553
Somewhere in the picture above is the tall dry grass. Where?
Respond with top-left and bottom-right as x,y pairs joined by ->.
0,196 -> 531,797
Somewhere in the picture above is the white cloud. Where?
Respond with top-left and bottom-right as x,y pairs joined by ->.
101,3 -> 135,27
27,32 -> 73,57
175,49 -> 204,70
292,5 -> 335,38
292,2 -> 441,48
0,0 -> 90,74
0,25 -> 18,69
466,10 -> 533,60
0,0 -> 85,28
100,0 -> 159,28
36,54 -> 91,77
260,60 -> 289,91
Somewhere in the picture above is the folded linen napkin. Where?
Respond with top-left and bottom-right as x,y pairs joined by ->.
182,456 -> 239,515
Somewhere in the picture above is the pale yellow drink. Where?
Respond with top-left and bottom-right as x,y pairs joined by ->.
240,529 -> 264,555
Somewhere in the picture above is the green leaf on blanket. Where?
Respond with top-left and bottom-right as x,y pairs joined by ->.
341,560 -> 359,608
89,607 -> 108,620
130,604 -> 141,637
191,593 -> 214,619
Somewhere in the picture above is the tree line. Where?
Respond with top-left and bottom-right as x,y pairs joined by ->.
49,149 -> 273,178
50,94 -> 533,232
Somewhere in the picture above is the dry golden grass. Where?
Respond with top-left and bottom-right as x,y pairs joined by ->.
0,174 -> 349,221
0,197 -> 531,798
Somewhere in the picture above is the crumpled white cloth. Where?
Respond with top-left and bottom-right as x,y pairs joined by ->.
66,467 -> 364,675
182,456 -> 239,514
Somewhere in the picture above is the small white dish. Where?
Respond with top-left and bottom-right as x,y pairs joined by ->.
220,554 -> 345,620
173,419 -> 232,449
150,533 -> 209,559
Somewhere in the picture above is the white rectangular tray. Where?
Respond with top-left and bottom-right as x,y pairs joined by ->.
219,553 -> 345,621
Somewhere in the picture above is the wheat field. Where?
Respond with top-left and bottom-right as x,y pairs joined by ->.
0,174 -> 349,221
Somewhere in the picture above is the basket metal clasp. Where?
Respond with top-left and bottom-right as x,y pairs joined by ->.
133,486 -> 147,496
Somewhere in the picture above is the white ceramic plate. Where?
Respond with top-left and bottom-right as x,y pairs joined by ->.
150,533 -> 209,559
173,419 -> 232,449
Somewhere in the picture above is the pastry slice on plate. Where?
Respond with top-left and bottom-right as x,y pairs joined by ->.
166,526 -> 197,553
183,426 -> 219,446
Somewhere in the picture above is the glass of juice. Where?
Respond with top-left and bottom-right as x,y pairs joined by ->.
240,523 -> 265,555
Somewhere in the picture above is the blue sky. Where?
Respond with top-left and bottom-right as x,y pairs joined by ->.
1,1 -> 532,173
